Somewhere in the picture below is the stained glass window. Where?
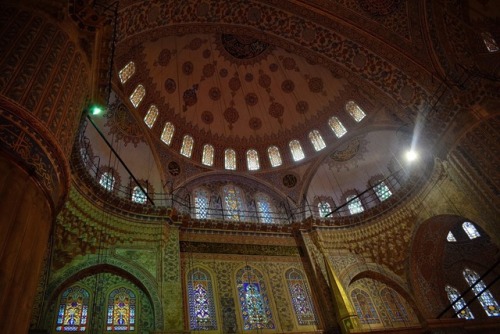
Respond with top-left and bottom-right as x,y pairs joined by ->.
247,149 -> 260,171
462,221 -> 480,239
463,268 -> 500,317
374,181 -> 392,201
481,32 -> 499,52
202,144 -> 214,167
100,172 -> 115,191
194,188 -> 209,219
328,116 -> 347,138
445,285 -> 474,319
181,135 -> 194,158
187,268 -> 218,330
161,122 -> 175,145
119,61 -> 135,84
346,101 -> 366,122
351,288 -> 380,324
346,195 -> 364,214
286,269 -> 317,325
55,286 -> 90,332
318,202 -> 331,218
223,185 -> 245,221
106,288 -> 136,331
289,140 -> 305,162
144,105 -> 159,128
236,266 -> 275,330
380,287 -> 409,322
256,194 -> 273,224
131,186 -> 147,204
225,149 -> 236,170
129,84 -> 146,108
447,231 -> 457,242
309,130 -> 326,151
267,146 -> 282,167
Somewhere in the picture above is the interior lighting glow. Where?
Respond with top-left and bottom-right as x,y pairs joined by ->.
405,150 -> 418,162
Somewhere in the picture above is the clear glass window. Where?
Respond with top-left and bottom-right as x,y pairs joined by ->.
309,130 -> 326,151
180,135 -> 194,158
445,285 -> 474,319
462,221 -> 480,239
268,146 -> 282,167
345,101 -> 366,122
131,186 -> 147,204
318,202 -> 331,218
161,122 -> 175,145
289,140 -> 305,161
129,84 -> 146,108
144,105 -> 159,128
328,116 -> 347,138
346,195 -> 364,214
99,172 -> 115,191
374,181 -> 392,201
463,268 -> 500,317
246,149 -> 260,171
119,61 -> 135,84
202,144 -> 214,167
225,149 -> 236,170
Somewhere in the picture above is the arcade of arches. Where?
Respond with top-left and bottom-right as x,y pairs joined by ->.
0,1 -> 499,333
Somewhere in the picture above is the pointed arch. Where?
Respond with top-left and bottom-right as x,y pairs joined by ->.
187,267 -> 218,330
285,268 -> 317,325
55,286 -> 90,331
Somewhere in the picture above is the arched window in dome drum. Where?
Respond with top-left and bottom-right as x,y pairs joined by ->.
462,221 -> 480,239
308,130 -> 326,151
328,116 -> 347,138
345,101 -> 366,122
181,135 -> 194,158
236,266 -> 275,330
129,84 -> 146,108
445,285 -> 474,319
161,122 -> 175,145
106,288 -> 136,331
202,144 -> 214,166
225,148 -> 237,170
463,268 -> 500,316
289,140 -> 305,161
187,268 -> 218,330
267,146 -> 282,167
131,186 -> 147,204
55,286 -> 90,332
247,149 -> 260,171
285,269 -> 317,325
119,61 -> 135,84
144,105 -> 159,128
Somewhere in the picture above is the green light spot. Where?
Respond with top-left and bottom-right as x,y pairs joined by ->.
90,105 -> 104,116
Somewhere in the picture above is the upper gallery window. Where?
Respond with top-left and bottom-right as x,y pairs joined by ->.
445,285 -> 474,319
346,195 -> 364,214
289,140 -> 305,161
119,61 -> 135,84
99,172 -> 115,191
373,181 -> 392,201
345,101 -> 366,122
463,268 -> 500,317
129,84 -> 146,108
255,193 -> 273,224
202,144 -> 214,167
194,188 -> 209,219
131,185 -> 147,204
309,130 -> 326,151
318,202 -> 331,218
328,116 -> 347,138
462,221 -> 480,239
267,146 -> 282,167
481,32 -> 499,52
246,149 -> 260,171
180,135 -> 194,158
144,105 -> 159,128
161,122 -> 175,145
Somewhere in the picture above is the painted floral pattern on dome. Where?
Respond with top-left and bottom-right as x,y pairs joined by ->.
202,49 -> 211,58
269,63 -> 278,72
269,102 -> 284,119
224,107 -> 239,127
164,78 -> 176,93
187,37 -> 203,50
219,34 -> 271,62
357,0 -> 401,16
229,77 -> 241,91
202,63 -> 215,78
259,73 -> 271,89
105,102 -> 145,147
245,73 -> 253,82
282,57 -> 297,70
308,77 -> 324,93
158,49 -> 171,66
219,68 -> 228,77
183,85 -> 198,110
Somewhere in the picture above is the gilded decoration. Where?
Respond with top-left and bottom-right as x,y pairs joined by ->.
180,241 -> 301,257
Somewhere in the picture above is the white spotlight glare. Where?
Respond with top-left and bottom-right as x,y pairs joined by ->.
405,150 -> 418,162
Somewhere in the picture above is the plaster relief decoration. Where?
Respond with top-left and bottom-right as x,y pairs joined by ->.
328,136 -> 367,171
105,100 -> 146,147
115,249 -> 158,278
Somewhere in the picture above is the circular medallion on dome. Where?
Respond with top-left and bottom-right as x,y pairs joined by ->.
201,110 -> 214,124
229,77 -> 241,91
203,63 -> 215,77
283,174 -> 298,188
269,102 -> 284,119
208,87 -> 221,101
224,107 -> 239,124
164,78 -> 176,93
183,86 -> 198,107
281,79 -> 295,93
259,74 -> 271,88
245,93 -> 258,106
249,117 -> 262,130
182,61 -> 194,75
296,101 -> 309,114
168,161 -> 181,176
309,77 -> 324,93
219,68 -> 228,77
219,34 -> 271,63
245,73 -> 254,82
188,37 -> 203,50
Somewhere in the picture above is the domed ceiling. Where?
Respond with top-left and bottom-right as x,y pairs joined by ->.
141,33 -> 349,145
